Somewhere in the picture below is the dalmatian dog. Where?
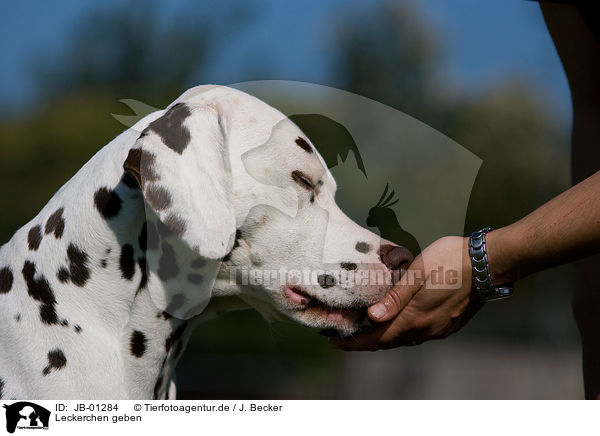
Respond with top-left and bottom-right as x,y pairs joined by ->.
0,85 -> 413,399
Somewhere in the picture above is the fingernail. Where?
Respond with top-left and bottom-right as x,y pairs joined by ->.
369,303 -> 387,319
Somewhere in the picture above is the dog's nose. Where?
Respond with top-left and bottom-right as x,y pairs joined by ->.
379,244 -> 414,271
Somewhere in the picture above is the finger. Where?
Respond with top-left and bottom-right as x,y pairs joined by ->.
368,256 -> 425,323
368,281 -> 421,322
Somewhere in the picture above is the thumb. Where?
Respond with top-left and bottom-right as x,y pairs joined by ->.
368,273 -> 422,323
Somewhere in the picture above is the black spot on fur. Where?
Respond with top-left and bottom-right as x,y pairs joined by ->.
145,185 -> 172,211
137,257 -> 148,293
165,323 -> 187,352
57,267 -> 70,283
139,151 -> 158,182
0,378 -> 4,399
187,274 -> 203,285
22,261 -> 59,325
119,244 -> 135,281
295,137 -> 313,153
60,319 -> 69,327
42,349 -> 67,375
67,244 -> 90,287
94,187 -> 122,219
139,223 -> 148,251
101,259 -> 107,268
164,214 -> 186,237
146,221 -> 159,250
190,258 -> 206,269
28,225 -> 42,251
153,374 -> 164,400
310,193 -> 315,203
0,267 -> 13,294
130,330 -> 147,358
148,103 -> 192,154
158,242 -> 178,281
317,273 -> 336,289
340,262 -> 358,271
355,242 -> 371,254
39,304 -> 59,325
45,208 -> 65,239
74,324 -> 82,334
15,314 -> 21,322
48,349 -> 66,367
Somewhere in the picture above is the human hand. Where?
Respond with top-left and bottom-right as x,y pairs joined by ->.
330,236 -> 484,350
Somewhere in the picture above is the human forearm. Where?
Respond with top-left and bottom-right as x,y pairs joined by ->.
487,170 -> 600,284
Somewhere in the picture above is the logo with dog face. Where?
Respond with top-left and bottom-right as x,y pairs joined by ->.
2,402 -> 50,433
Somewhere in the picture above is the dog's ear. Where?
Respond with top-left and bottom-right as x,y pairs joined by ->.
124,102 -> 236,259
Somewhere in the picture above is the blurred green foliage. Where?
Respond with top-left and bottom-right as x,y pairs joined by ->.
34,6 -> 210,106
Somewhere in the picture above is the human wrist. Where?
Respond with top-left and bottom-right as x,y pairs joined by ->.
485,226 -> 521,285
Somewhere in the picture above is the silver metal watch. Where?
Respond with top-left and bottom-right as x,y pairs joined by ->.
469,228 -> 514,301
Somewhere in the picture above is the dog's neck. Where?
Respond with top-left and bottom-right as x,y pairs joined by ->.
105,183 -> 254,399
0,140 -> 248,399
62,175 -> 250,399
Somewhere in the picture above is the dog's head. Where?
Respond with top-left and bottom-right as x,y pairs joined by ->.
124,85 -> 414,336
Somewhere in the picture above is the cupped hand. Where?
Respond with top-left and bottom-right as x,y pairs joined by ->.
330,236 -> 484,351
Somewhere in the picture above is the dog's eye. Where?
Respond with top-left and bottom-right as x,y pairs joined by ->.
291,170 -> 314,191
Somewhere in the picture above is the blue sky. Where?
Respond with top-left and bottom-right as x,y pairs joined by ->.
0,0 -> 570,118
